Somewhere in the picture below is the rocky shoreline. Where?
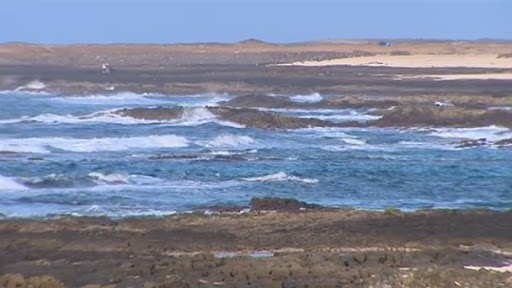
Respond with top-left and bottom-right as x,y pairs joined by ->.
1,42 -> 512,287
1,199 -> 511,287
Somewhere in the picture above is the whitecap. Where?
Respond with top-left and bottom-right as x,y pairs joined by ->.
48,92 -> 232,107
0,134 -> 189,153
429,126 -> 512,142
341,138 -> 366,145
290,93 -> 323,103
0,89 -> 51,96
398,141 -> 459,150
88,172 -> 167,185
15,80 -> 46,91
0,142 -> 50,154
0,110 -> 163,125
88,172 -> 129,184
48,92 -> 169,105
199,134 -> 255,148
0,174 -> 28,191
298,112 -> 381,122
242,172 -> 318,184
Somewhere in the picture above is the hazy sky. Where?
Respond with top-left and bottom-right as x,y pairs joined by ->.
1,0 -> 510,44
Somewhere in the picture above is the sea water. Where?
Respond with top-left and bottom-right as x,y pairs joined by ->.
0,91 -> 511,218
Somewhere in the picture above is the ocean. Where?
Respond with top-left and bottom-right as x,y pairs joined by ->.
0,90 -> 511,218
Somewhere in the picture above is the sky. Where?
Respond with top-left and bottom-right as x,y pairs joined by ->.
1,0 -> 510,44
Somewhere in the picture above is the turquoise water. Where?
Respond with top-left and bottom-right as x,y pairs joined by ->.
0,91 -> 511,217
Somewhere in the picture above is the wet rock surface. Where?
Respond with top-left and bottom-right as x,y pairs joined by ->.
208,107 -> 337,129
114,106 -> 184,120
456,138 -> 489,148
495,138 -> 512,148
222,94 -> 400,110
250,197 -> 323,211
369,105 -> 512,128
222,94 -> 295,108
1,208 -> 511,287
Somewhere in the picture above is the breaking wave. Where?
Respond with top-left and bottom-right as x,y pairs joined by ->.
0,174 -> 28,191
242,172 -> 318,184
290,93 -> 323,103
199,134 -> 255,148
429,126 -> 512,142
48,92 -> 231,106
15,80 -> 46,91
0,135 -> 188,153
88,172 -> 166,185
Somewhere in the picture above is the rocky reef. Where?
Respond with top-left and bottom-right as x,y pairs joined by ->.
1,207 -> 511,287
455,137 -> 512,148
114,106 -> 184,120
222,94 -> 399,110
221,94 -> 294,108
208,107 -> 337,129
250,197 -> 323,211
370,105 -> 512,128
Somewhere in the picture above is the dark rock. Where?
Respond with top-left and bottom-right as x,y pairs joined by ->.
209,107 -> 337,129
495,138 -> 512,147
221,94 -> 293,108
456,138 -> 488,148
321,97 -> 400,109
371,105 -> 512,128
114,106 -> 183,120
250,197 -> 322,211
148,154 -> 200,160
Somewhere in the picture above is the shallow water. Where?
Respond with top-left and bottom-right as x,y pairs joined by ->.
0,91 -> 511,217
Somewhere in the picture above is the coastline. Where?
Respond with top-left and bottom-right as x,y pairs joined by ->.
1,204 -> 511,287
1,41 -> 512,287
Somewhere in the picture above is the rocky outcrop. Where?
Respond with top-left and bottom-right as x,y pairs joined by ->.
250,197 -> 323,211
0,274 -> 64,288
209,107 -> 337,129
221,94 -> 293,108
222,94 -> 399,110
456,138 -> 488,148
371,105 -> 512,128
114,106 -> 183,120
321,96 -> 400,109
495,138 -> 512,148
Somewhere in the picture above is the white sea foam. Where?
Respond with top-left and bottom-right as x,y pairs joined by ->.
48,92 -> 169,105
15,80 -> 46,91
429,126 -> 512,142
0,174 -> 28,191
177,107 -> 216,125
298,112 -> 381,122
48,92 -> 232,107
397,141 -> 459,151
341,138 -> 366,145
0,110 -> 161,125
88,172 -> 130,184
0,135 -> 188,153
168,107 -> 243,128
0,89 -> 51,96
242,172 -> 318,184
290,93 -> 323,103
0,142 -> 51,154
200,134 -> 255,148
88,172 -> 165,185
0,109 -> 244,128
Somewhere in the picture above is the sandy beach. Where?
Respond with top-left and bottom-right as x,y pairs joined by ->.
279,54 -> 512,69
